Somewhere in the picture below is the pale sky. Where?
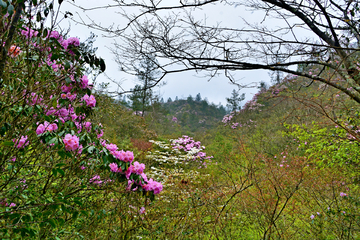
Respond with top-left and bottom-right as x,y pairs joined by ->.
57,0 -> 295,105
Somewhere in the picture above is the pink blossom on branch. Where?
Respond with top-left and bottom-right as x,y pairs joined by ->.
80,75 -> 89,89
63,134 -> 79,152
143,179 -> 163,195
109,162 -> 119,172
82,94 -> 96,108
13,135 -> 29,149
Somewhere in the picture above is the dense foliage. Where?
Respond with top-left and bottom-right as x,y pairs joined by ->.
0,2 -> 162,239
1,0 -> 360,239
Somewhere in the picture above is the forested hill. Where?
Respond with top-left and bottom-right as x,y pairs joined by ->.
160,96 -> 227,133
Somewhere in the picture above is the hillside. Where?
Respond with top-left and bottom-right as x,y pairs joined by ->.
137,96 -> 227,137
162,97 -> 226,131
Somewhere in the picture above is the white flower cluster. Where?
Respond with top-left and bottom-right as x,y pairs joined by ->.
147,140 -> 201,165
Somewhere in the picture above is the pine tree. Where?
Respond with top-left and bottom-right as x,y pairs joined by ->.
195,93 -> 202,101
133,55 -> 160,116
226,89 -> 245,113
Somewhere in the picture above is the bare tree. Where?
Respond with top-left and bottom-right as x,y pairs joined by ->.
72,0 -> 360,102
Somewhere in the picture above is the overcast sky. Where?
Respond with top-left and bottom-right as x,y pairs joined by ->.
57,0 -> 284,106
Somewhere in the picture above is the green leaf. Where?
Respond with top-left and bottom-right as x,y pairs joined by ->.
0,0 -> 7,8
64,62 -> 70,70
102,154 -> 109,165
48,137 -> 58,145
58,150 -> 66,159
55,163 -> 66,167
57,168 -> 65,177
58,130 -> 65,137
48,219 -> 56,228
100,58 -> 106,72
44,8 -> 49,17
1,141 -> 14,146
51,53 -> 60,61
42,29 -> 48,38
52,169 -> 58,177
65,77 -> 72,83
36,12 -> 42,22
87,146 -> 95,154
72,211 -> 79,220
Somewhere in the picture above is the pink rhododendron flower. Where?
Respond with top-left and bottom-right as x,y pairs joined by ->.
106,143 -> 118,153
97,129 -> 104,138
124,151 -> 134,163
46,107 -> 57,116
141,173 -> 148,182
58,108 -> 69,117
143,179 -> 163,195
84,122 -> 92,132
125,168 -> 132,179
340,192 -> 347,197
13,135 -> 29,149
49,30 -> 61,40
77,145 -> 83,155
80,75 -> 89,89
20,26 -> 38,38
83,94 -> 96,108
8,45 -> 21,57
46,122 -> 58,132
109,163 -> 119,172
36,124 -> 46,135
113,150 -> 125,160
61,84 -> 72,93
9,203 -> 16,207
66,92 -> 77,101
89,175 -> 103,185
63,134 -> 79,151
132,161 -> 145,175
139,207 -> 145,214
37,122 -> 58,135
66,37 -> 80,47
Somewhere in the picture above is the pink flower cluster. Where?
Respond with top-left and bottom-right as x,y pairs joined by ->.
63,134 -> 80,152
26,92 -> 43,106
106,143 -> 134,163
222,113 -> 234,125
0,199 -> 16,208
82,94 -> 96,108
143,178 -> 163,195
80,75 -> 89,89
36,121 -> 58,135
109,160 -> 163,195
172,135 -> 213,167
105,141 -> 162,195
20,27 -> 38,38
10,26 -> 164,206
9,45 -> 21,58
89,175 -> 103,185
13,135 -> 29,149
129,161 -> 146,175
61,92 -> 77,101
